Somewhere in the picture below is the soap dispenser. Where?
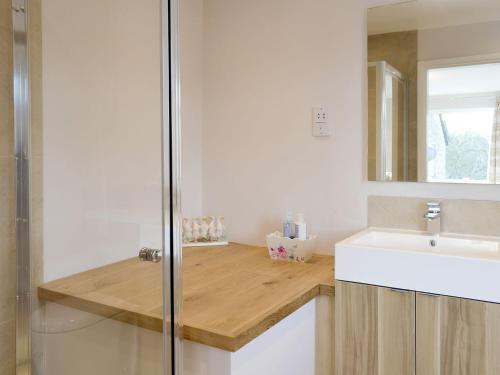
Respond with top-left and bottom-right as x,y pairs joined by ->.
294,213 -> 307,240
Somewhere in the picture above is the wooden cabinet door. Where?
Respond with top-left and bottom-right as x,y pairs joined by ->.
335,281 -> 416,375
416,293 -> 500,375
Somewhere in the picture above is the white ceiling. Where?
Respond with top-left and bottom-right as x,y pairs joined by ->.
428,63 -> 500,96
368,0 -> 500,35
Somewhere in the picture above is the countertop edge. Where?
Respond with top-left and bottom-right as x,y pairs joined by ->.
38,279 -> 334,352
38,287 -> 164,332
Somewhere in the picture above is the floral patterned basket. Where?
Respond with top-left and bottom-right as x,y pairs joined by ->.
266,232 -> 317,263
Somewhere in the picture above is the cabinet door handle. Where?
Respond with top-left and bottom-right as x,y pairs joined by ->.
390,288 -> 412,293
418,291 -> 440,298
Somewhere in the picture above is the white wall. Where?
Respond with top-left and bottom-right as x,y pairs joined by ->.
202,0 -> 367,253
419,20 -> 500,61
200,0 -> 500,255
181,0 -> 204,217
42,0 -> 163,281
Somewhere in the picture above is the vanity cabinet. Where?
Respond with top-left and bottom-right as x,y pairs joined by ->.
336,281 -> 500,375
335,281 -> 416,375
416,292 -> 500,375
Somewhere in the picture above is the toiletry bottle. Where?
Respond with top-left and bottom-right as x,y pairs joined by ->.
283,212 -> 294,238
294,213 -> 307,240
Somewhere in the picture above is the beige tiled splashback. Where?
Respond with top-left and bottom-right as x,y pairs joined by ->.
368,196 -> 500,237
0,320 -> 15,375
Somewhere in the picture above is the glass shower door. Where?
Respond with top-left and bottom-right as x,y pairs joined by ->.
7,0 -> 182,374
368,61 -> 409,182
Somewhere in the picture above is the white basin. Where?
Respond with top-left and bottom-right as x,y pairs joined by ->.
335,228 -> 500,303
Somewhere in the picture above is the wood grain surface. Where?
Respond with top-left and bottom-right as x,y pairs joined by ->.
335,281 -> 415,375
416,292 -> 500,375
38,243 -> 334,351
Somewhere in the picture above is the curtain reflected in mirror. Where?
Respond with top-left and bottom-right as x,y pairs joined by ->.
491,99 -> 500,183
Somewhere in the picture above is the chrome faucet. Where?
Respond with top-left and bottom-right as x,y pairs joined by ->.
424,202 -> 441,236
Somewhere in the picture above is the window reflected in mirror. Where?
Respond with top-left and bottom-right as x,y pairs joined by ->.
425,63 -> 500,184
367,0 -> 500,184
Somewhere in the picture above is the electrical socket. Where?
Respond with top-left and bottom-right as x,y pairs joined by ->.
312,106 -> 330,137
313,107 -> 327,124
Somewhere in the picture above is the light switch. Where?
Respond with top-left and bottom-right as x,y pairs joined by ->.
312,123 -> 331,137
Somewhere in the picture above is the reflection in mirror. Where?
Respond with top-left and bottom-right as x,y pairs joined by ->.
425,63 -> 500,183
368,61 -> 410,181
367,0 -> 500,184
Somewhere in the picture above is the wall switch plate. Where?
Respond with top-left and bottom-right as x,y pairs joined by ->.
312,106 -> 330,137
313,123 -> 331,137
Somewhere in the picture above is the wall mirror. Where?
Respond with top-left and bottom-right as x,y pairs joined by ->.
367,0 -> 500,184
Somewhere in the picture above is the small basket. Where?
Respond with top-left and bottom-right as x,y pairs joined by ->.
266,232 -> 317,263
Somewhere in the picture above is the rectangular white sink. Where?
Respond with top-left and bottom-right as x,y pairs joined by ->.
335,228 -> 500,303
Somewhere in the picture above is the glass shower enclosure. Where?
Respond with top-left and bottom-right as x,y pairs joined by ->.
368,61 -> 409,182
2,0 -> 182,374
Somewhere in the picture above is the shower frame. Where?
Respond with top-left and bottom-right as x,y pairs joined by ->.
11,0 -> 184,374
12,0 -> 31,372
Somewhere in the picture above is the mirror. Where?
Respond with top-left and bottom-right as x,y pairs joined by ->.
367,0 -> 500,184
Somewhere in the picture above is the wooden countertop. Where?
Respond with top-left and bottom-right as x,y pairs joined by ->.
38,243 -> 334,351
